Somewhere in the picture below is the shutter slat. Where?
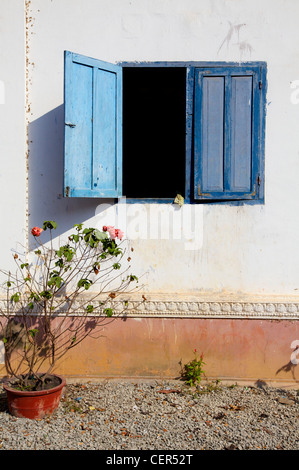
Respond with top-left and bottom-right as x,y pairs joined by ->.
93,68 -> 117,194
64,57 -> 94,192
229,76 -> 252,192
201,76 -> 224,192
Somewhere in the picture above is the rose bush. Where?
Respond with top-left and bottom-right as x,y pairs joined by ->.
0,220 -> 143,391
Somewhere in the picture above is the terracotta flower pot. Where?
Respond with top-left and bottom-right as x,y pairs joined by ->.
3,374 -> 66,420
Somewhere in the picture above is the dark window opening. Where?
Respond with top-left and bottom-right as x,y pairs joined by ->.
123,67 -> 186,199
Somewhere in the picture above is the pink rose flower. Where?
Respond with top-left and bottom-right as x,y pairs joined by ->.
103,225 -> 124,240
107,225 -> 116,239
31,227 -> 43,237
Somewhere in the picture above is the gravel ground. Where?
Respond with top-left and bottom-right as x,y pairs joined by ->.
0,379 -> 298,451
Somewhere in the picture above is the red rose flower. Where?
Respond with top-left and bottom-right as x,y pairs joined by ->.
31,227 -> 43,237
115,229 -> 124,240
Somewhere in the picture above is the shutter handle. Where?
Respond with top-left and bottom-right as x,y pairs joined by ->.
65,122 -> 76,128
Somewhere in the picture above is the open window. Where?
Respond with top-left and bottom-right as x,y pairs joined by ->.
122,66 -> 186,199
64,51 -> 267,203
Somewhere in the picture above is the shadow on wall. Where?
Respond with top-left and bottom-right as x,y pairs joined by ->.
276,361 -> 298,383
28,104 -> 114,244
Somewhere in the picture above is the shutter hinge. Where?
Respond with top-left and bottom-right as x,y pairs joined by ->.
259,81 -> 262,89
198,184 -> 201,196
257,175 -> 261,186
65,186 -> 70,197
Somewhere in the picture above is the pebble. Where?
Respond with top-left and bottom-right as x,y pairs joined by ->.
0,380 -> 298,450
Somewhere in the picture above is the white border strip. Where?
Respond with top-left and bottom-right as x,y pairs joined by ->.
1,298 -> 298,320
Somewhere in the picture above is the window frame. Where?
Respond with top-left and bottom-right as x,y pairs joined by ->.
63,53 -> 267,205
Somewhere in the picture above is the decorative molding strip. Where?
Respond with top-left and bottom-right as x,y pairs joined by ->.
1,296 -> 298,320
122,300 -> 299,319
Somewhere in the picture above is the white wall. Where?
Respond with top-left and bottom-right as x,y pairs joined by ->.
24,0 -> 299,296
0,0 -> 26,275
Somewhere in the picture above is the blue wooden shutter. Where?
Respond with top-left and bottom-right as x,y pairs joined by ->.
193,65 -> 265,201
64,51 -> 122,197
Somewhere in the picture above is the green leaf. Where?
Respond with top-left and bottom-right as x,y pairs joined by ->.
40,290 -> 53,300
56,245 -> 75,262
20,263 -> 29,269
43,220 -> 57,230
48,271 -> 63,289
2,337 -> 7,344
77,279 -> 93,290
113,263 -> 121,270
29,292 -> 40,302
10,292 -> 20,303
104,308 -> 113,317
86,304 -> 94,313
82,228 -> 105,248
70,234 -> 80,243
29,328 -> 39,338
55,258 -> 64,268
94,229 -> 108,241
101,237 -> 121,256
